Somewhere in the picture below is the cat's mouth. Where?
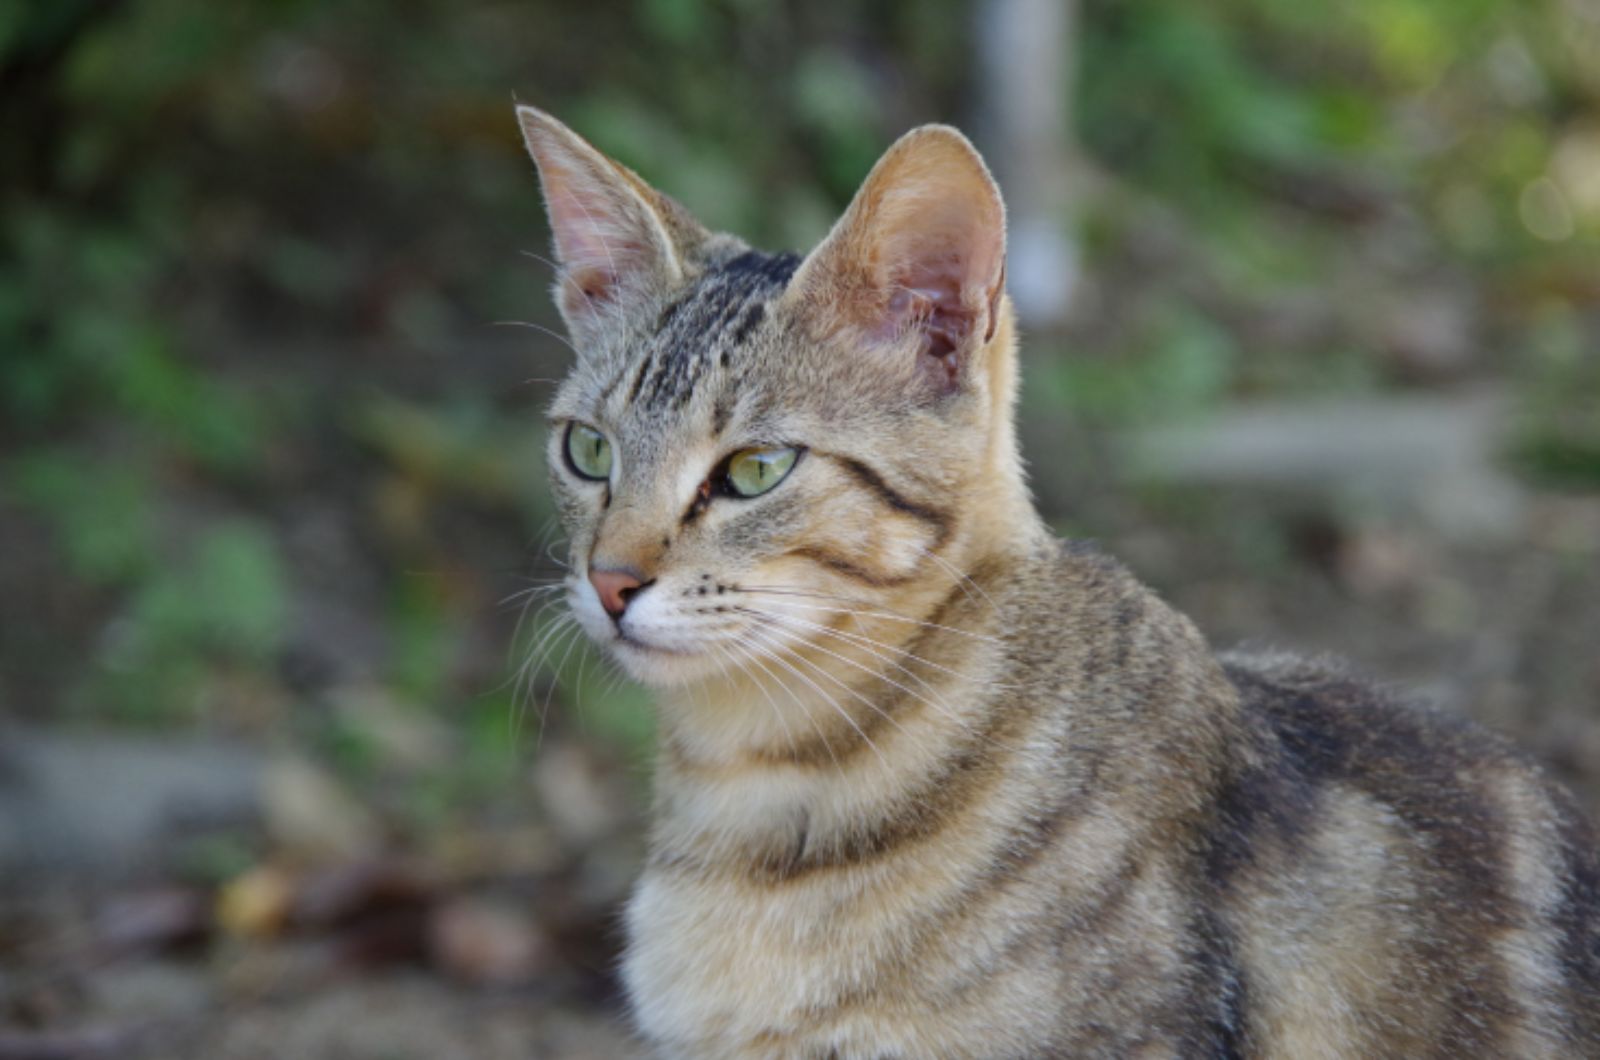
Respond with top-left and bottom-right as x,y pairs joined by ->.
603,625 -> 731,687
613,628 -> 696,658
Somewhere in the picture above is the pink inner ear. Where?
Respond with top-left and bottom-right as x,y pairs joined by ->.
567,267 -> 618,306
865,185 -> 1002,352
544,181 -> 661,308
880,280 -> 965,344
879,281 -> 970,391
873,229 -> 993,370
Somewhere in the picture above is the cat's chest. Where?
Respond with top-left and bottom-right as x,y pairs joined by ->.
621,866 -> 910,1055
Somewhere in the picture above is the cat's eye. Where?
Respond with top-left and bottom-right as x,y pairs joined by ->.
565,422 -> 613,481
723,447 -> 799,498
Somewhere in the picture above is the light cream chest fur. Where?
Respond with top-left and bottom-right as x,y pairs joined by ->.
623,866 -> 915,1057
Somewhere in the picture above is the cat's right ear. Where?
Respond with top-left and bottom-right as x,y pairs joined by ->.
516,106 -> 700,347
785,125 -> 1006,398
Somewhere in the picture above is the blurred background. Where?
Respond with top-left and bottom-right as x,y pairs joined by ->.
1,0 -> 1597,1056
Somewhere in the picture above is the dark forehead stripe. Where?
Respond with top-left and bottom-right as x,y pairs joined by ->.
720,248 -> 802,286
633,249 -> 800,411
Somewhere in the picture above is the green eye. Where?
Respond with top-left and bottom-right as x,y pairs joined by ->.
724,447 -> 799,498
565,422 -> 612,480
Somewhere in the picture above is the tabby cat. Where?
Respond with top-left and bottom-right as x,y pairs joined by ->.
516,105 -> 1600,1058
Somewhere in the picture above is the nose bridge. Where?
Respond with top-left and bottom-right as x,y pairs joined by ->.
589,460 -> 673,575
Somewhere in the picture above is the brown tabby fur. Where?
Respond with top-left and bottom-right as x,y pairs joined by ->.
516,105 -> 1600,1058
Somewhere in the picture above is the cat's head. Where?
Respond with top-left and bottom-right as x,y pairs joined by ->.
519,106 -> 1027,690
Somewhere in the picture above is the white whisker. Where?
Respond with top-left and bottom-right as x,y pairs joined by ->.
740,606 -> 1027,757
754,604 -> 982,691
510,611 -> 579,747
736,607 -> 968,746
538,620 -> 589,743
543,539 -> 572,571
744,624 -> 889,771
722,632 -> 842,774
491,319 -> 581,357
708,640 -> 800,763
518,248 -> 600,308
917,546 -> 1000,615
760,599 -> 1018,692
736,586 -> 1002,643
497,581 -> 568,610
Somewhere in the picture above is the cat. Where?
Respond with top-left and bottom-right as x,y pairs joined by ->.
514,105 -> 1600,1059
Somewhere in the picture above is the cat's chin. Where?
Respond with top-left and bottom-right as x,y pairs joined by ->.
607,636 -> 721,688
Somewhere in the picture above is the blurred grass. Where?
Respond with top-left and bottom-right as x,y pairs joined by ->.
1,0 -> 1597,793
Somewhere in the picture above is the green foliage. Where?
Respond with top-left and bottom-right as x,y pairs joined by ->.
1512,308 -> 1600,488
1080,0 -> 1596,269
1031,303 -> 1239,426
388,576 -> 463,707
0,0 -> 1594,780
8,449 -> 159,586
102,521 -> 288,714
353,395 -> 543,512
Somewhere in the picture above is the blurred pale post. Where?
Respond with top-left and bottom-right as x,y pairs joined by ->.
977,0 -> 1079,328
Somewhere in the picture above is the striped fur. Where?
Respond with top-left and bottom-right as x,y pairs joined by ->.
517,107 -> 1600,1058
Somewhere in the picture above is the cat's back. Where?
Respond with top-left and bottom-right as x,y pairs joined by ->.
1018,543 -> 1600,1054
1208,649 -> 1600,1056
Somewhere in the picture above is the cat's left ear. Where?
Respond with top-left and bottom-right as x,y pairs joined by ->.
516,106 -> 705,348
787,125 -> 1006,394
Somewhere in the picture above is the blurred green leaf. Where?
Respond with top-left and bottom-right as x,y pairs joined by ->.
389,576 -> 462,706
1512,307 -> 1600,488
7,449 -> 159,585
130,520 -> 289,661
639,0 -> 706,48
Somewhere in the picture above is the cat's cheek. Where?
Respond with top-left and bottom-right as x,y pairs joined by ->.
797,506 -> 939,586
546,480 -> 600,555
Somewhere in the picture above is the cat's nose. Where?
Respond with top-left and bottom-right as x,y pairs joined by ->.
590,567 -> 649,619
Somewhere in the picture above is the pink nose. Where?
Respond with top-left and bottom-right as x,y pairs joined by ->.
589,567 -> 646,618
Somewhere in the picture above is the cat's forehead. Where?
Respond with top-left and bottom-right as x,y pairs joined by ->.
561,247 -> 803,439
625,247 -> 801,414
636,251 -> 800,408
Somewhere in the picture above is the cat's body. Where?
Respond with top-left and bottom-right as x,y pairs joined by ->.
516,106 -> 1600,1058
